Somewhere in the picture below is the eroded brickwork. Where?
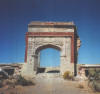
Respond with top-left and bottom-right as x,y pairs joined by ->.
21,22 -> 81,78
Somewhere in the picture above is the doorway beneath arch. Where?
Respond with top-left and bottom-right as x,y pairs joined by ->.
35,44 -> 61,74
37,48 -> 60,73
40,48 -> 60,67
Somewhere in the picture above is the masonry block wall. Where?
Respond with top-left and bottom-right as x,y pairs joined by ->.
21,22 -> 81,78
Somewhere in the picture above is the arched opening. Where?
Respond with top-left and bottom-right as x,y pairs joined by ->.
35,44 -> 61,74
40,48 -> 60,67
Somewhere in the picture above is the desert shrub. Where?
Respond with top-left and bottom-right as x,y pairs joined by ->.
10,92 -> 15,94
0,79 -> 15,88
94,82 -> 100,92
63,71 -> 73,80
88,69 -> 95,77
91,81 -> 100,92
7,80 -> 15,88
69,75 -> 74,80
88,70 -> 100,92
15,75 -> 34,86
0,80 -> 3,88
0,75 -> 35,88
78,84 -> 84,89
92,72 -> 100,92
2,79 -> 16,88
0,92 -> 4,94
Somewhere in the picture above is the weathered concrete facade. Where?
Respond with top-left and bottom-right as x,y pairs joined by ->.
21,22 -> 81,78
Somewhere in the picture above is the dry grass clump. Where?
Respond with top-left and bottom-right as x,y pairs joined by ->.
77,84 -> 84,89
0,75 -> 35,89
63,71 -> 74,80
15,75 -> 35,86
0,80 -> 3,88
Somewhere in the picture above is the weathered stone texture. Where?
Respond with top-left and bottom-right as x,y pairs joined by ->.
21,21 -> 81,78
28,28 -> 74,32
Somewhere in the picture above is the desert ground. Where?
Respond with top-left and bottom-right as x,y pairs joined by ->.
0,76 -> 99,94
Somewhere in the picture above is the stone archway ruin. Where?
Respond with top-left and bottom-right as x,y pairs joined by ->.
21,21 -> 81,78
35,44 -> 61,73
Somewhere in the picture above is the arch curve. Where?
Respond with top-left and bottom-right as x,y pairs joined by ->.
35,44 -> 61,54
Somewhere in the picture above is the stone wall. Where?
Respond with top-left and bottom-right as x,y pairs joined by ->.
21,21 -> 80,78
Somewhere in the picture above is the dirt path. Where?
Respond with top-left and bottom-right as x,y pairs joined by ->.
0,77 -> 95,94
31,77 -> 90,94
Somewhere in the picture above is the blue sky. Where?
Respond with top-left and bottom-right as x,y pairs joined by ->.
40,48 -> 60,67
0,0 -> 100,65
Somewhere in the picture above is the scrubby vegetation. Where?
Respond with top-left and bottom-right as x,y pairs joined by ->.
0,80 -> 3,88
63,71 -> 74,80
15,75 -> 35,86
88,69 -> 100,92
77,84 -> 84,89
0,75 -> 35,88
